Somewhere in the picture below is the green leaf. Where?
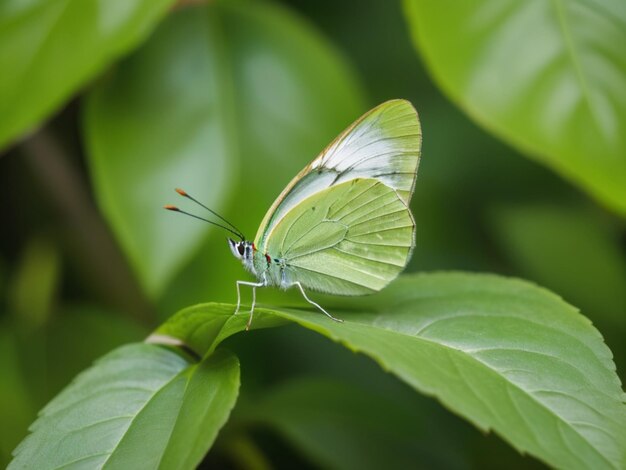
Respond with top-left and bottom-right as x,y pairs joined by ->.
403,0 -> 626,215
0,305 -> 146,467
83,0 -> 364,299
148,303 -> 289,358
489,204 -> 626,374
9,344 -> 240,469
154,272 -> 626,469
0,0 -> 176,150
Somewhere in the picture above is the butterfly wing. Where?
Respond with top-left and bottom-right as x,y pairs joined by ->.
254,99 -> 421,249
265,178 -> 414,295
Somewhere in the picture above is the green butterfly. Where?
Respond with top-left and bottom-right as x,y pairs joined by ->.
167,99 -> 421,329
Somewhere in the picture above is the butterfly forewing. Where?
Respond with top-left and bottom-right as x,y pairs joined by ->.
254,99 -> 421,249
265,178 -> 414,295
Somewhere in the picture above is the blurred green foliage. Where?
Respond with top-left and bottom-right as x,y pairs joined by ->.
1,0 -> 625,468
404,0 -> 626,215
0,0 -> 174,149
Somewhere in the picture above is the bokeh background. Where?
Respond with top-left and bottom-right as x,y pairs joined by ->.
1,0 -> 624,467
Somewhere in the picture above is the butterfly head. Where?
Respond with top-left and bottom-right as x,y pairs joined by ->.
228,239 -> 254,261
228,239 -> 257,275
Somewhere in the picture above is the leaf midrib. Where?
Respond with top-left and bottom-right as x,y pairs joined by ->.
549,0 -> 603,135
152,364 -> 197,470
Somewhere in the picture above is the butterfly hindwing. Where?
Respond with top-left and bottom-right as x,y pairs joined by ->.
265,178 -> 414,295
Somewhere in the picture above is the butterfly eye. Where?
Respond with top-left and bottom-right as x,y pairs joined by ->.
237,243 -> 245,256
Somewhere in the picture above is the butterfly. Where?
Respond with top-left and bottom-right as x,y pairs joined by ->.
166,99 -> 422,329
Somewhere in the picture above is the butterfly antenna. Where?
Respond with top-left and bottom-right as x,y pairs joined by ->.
164,205 -> 244,240
175,188 -> 245,239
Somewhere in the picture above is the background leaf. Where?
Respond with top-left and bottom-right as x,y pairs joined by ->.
403,0 -> 626,215
155,272 -> 626,469
83,0 -> 365,300
7,237 -> 60,329
0,330 -> 35,465
490,204 -> 626,322
9,344 -> 240,469
0,0 -> 176,150
239,377 -> 469,470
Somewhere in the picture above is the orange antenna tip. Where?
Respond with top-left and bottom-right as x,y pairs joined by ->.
175,188 -> 188,196
164,205 -> 179,211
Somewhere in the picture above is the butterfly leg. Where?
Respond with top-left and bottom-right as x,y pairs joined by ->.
234,280 -> 265,330
292,281 -> 343,323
